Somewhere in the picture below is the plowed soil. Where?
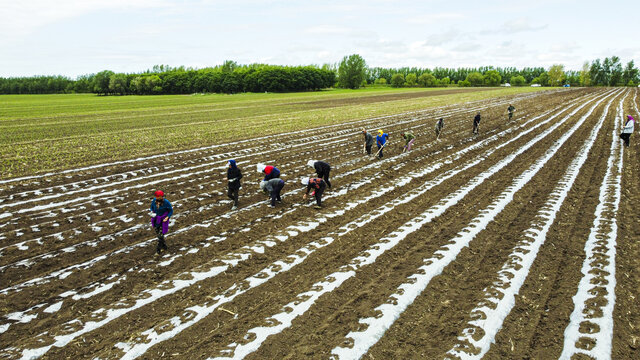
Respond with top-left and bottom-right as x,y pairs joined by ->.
1,87 -> 638,360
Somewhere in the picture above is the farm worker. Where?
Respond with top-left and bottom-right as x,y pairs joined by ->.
307,160 -> 332,188
301,177 -> 327,209
376,130 -> 390,159
473,112 -> 481,135
507,104 -> 516,120
150,190 -> 173,255
257,163 -> 281,181
260,178 -> 285,208
620,115 -> 635,147
362,129 -> 375,155
401,131 -> 415,152
435,118 -> 444,139
225,159 -> 242,210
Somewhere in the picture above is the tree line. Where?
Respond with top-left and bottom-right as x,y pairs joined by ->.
0,62 -> 335,95
1,55 -> 637,95
338,54 -> 637,89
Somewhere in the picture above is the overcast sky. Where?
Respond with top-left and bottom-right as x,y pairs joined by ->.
1,0 -> 638,78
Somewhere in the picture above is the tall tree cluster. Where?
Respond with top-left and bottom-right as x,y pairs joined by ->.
586,56 -> 638,86
0,64 -> 335,95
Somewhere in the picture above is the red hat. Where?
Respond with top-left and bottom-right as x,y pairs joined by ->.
154,190 -> 164,197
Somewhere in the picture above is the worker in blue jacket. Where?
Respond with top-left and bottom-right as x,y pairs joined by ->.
376,130 -> 389,159
257,163 -> 281,181
225,159 -> 242,210
150,190 -> 173,254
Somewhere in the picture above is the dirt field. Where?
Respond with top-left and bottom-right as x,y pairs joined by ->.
1,87 -> 638,359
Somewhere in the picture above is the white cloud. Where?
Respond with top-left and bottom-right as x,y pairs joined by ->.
406,13 -> 465,24
305,25 -> 354,35
451,42 -> 482,53
304,25 -> 373,39
0,0 -> 173,37
424,29 -> 461,46
501,17 -> 548,33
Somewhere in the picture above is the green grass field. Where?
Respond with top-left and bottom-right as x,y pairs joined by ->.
1,87 -> 546,179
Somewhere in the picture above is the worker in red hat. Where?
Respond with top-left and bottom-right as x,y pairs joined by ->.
150,190 -> 173,254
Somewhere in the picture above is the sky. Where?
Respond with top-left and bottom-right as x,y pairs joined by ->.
1,0 -> 638,78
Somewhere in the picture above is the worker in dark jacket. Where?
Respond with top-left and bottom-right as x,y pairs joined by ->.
225,159 -> 242,210
301,177 -> 326,209
260,178 -> 285,208
507,105 -> 516,120
257,164 -> 281,181
473,112 -> 481,135
376,130 -> 389,158
362,129 -> 375,155
435,118 -> 444,139
150,190 -> 173,254
307,160 -> 332,188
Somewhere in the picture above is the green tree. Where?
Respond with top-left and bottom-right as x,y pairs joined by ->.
465,72 -> 484,86
547,64 -> 565,86
609,56 -> 623,85
405,73 -> 417,87
538,72 -> 550,86
601,57 -> 612,85
338,54 -> 367,89
92,70 -> 114,94
510,75 -> 526,86
374,77 -> 387,85
483,70 -> 502,86
418,73 -> 436,87
458,80 -> 471,87
622,60 -> 638,86
145,75 -> 163,94
108,73 -> 128,95
590,59 -> 604,85
390,73 -> 405,87
439,77 -> 451,86
221,60 -> 238,73
580,62 -> 591,86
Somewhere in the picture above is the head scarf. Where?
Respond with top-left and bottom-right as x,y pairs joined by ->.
301,177 -> 310,185
307,160 -> 316,168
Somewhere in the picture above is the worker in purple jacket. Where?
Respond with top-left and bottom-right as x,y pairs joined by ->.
150,190 -> 173,254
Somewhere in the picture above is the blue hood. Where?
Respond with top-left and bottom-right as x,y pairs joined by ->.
228,159 -> 237,169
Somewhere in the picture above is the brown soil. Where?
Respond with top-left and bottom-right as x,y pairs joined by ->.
1,88 -> 637,360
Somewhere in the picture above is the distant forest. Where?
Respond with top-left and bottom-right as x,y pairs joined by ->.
0,55 -> 637,95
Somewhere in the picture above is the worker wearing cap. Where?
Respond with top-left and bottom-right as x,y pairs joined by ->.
260,178 -> 285,208
150,190 -> 173,254
376,130 -> 389,159
225,159 -> 242,210
257,163 -> 281,182
307,160 -> 332,188
620,115 -> 635,147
